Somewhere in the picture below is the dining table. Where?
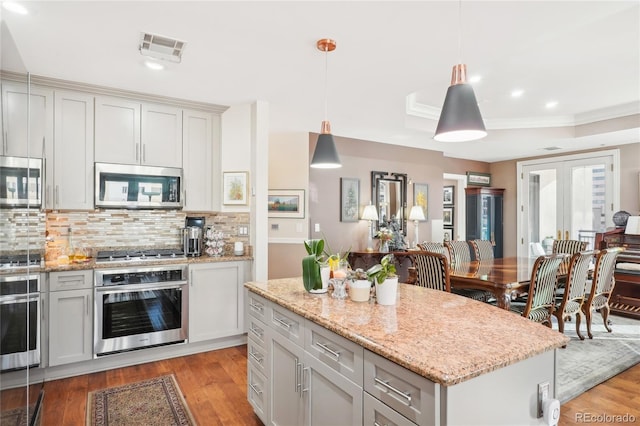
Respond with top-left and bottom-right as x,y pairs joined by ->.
448,256 -> 558,310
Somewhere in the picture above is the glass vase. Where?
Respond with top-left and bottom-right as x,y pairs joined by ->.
380,240 -> 390,253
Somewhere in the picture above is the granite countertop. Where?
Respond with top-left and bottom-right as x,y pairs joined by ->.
0,255 -> 253,275
245,277 -> 570,386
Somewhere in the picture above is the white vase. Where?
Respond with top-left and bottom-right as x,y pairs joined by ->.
375,276 -> 398,305
349,279 -> 371,302
310,266 -> 330,294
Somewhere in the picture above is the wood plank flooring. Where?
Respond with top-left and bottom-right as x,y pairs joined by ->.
3,344 -> 638,425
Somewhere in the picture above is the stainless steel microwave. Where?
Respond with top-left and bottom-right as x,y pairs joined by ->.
95,162 -> 182,209
0,156 -> 43,208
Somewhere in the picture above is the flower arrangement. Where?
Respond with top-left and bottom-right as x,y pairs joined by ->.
204,227 -> 225,257
376,227 -> 393,242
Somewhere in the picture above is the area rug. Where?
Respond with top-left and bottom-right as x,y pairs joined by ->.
556,314 -> 640,403
0,405 -> 33,426
86,374 -> 196,426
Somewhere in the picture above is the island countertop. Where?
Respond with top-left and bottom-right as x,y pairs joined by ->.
245,277 -> 569,386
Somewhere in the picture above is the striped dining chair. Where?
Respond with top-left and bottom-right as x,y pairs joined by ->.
553,250 -> 597,334
579,247 -> 624,340
552,240 -> 588,285
418,242 -> 451,266
470,239 -> 494,261
413,251 -> 451,292
510,254 -> 565,327
444,241 -> 493,302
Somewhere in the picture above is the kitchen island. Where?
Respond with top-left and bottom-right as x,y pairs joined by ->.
245,277 -> 569,425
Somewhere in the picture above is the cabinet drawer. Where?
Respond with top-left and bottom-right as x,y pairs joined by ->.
49,270 -> 93,291
364,350 -> 437,425
363,392 -> 417,426
270,304 -> 304,346
247,364 -> 269,425
247,292 -> 269,323
247,316 -> 268,347
305,320 -> 364,386
247,334 -> 269,377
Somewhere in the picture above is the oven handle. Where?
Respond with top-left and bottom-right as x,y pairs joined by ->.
95,281 -> 187,294
0,293 -> 40,305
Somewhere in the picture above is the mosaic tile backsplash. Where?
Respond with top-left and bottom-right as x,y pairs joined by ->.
1,209 -> 250,260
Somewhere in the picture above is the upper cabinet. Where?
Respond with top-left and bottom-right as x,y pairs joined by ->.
183,109 -> 216,211
95,96 -> 182,168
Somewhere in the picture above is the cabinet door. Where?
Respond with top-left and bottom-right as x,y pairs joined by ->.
141,103 -> 182,167
302,353 -> 363,426
94,96 -> 141,164
270,331 -> 304,426
48,288 -> 93,366
188,262 -> 244,342
182,109 -> 213,211
53,90 -> 94,209
1,82 -> 53,159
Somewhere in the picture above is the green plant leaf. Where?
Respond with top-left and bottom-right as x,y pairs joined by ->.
302,254 -> 322,291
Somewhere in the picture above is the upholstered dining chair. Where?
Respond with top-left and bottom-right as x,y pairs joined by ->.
470,239 -> 494,261
553,250 -> 597,334
552,239 -> 588,285
509,254 -> 565,327
418,242 -> 450,265
444,241 -> 493,302
579,247 -> 624,340
413,251 -> 451,292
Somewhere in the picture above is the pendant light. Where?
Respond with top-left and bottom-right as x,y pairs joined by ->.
434,1 -> 487,143
310,38 -> 342,168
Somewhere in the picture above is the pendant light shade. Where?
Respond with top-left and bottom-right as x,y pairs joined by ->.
310,38 -> 342,169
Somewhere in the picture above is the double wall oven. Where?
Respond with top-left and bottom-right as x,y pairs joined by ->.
93,249 -> 188,356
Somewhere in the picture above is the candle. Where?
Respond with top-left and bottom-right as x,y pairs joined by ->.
333,270 -> 347,279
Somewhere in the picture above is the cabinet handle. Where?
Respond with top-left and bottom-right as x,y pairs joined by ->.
142,144 -> 146,162
135,143 -> 139,162
41,136 -> 45,158
190,271 -> 193,287
41,299 -> 45,320
557,230 -> 561,240
249,325 -> 263,339
3,131 -> 7,154
249,350 -> 263,364
374,377 -> 412,405
46,185 -> 50,206
294,357 -> 302,394
274,316 -> 292,330
249,383 -> 263,395
565,230 -> 569,240
86,295 -> 89,316
315,341 -> 340,359
301,367 -> 310,394
55,185 -> 59,207
249,301 -> 264,313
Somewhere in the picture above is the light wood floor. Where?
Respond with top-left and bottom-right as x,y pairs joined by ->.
4,345 -> 639,425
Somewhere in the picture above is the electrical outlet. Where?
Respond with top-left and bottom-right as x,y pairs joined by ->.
271,224 -> 279,231
537,382 -> 550,418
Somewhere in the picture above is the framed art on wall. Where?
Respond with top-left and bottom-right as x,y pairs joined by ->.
222,171 -> 248,205
413,183 -> 429,220
268,189 -> 305,218
443,207 -> 454,226
466,171 -> 491,187
443,185 -> 454,205
340,178 -> 360,222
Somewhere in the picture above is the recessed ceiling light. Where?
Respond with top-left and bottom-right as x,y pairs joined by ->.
144,60 -> 164,71
468,75 -> 482,83
511,89 -> 524,98
545,101 -> 558,109
3,2 -> 28,15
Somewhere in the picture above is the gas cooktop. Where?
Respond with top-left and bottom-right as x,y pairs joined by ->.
0,253 -> 42,269
95,248 -> 185,263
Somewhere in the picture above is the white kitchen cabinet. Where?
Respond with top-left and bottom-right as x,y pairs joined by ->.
48,270 -> 93,366
188,262 -> 245,343
95,96 -> 182,168
182,109 -> 214,211
52,90 -> 94,210
270,330 -> 305,426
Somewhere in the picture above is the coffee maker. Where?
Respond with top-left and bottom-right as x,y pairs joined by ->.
183,216 -> 204,257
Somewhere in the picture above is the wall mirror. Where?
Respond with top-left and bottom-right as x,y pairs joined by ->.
371,171 -> 407,236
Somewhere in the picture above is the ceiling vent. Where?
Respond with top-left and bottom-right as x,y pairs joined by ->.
543,146 -> 562,151
139,32 -> 186,63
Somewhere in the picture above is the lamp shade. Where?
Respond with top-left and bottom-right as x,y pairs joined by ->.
310,133 -> 341,168
409,205 -> 425,221
362,204 -> 379,221
434,83 -> 486,142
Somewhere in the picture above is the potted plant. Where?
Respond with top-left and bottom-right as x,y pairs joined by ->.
302,239 -> 329,293
348,268 -> 372,302
366,254 -> 398,305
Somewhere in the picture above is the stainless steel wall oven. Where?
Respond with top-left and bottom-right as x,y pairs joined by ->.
94,264 -> 188,356
0,273 -> 41,372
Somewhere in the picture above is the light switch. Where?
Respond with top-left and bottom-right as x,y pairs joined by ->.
271,224 -> 279,230
314,223 -> 320,232
296,223 -> 303,233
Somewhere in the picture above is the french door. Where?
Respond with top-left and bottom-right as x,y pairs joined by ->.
517,150 -> 619,257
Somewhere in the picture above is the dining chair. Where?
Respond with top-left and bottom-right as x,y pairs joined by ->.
470,239 -> 494,261
509,254 -> 565,327
444,241 -> 493,302
552,239 -> 588,286
579,247 -> 624,340
553,250 -> 597,334
418,242 -> 446,255
413,251 -> 451,292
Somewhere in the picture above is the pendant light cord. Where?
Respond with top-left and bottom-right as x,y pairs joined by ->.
458,0 -> 462,64
324,46 -> 329,121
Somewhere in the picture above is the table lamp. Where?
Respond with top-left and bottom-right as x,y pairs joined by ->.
409,205 -> 426,248
361,204 -> 379,252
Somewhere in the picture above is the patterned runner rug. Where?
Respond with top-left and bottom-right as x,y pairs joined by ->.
86,374 -> 196,426
556,314 -> 640,403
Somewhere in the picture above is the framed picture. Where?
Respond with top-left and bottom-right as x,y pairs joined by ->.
444,226 -> 454,242
340,178 -> 360,222
268,189 -> 305,218
466,171 -> 491,187
443,185 -> 454,206
443,207 -> 454,226
413,183 -> 429,220
222,171 -> 248,205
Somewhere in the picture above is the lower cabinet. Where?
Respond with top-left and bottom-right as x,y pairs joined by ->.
188,262 -> 246,343
48,270 -> 93,366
